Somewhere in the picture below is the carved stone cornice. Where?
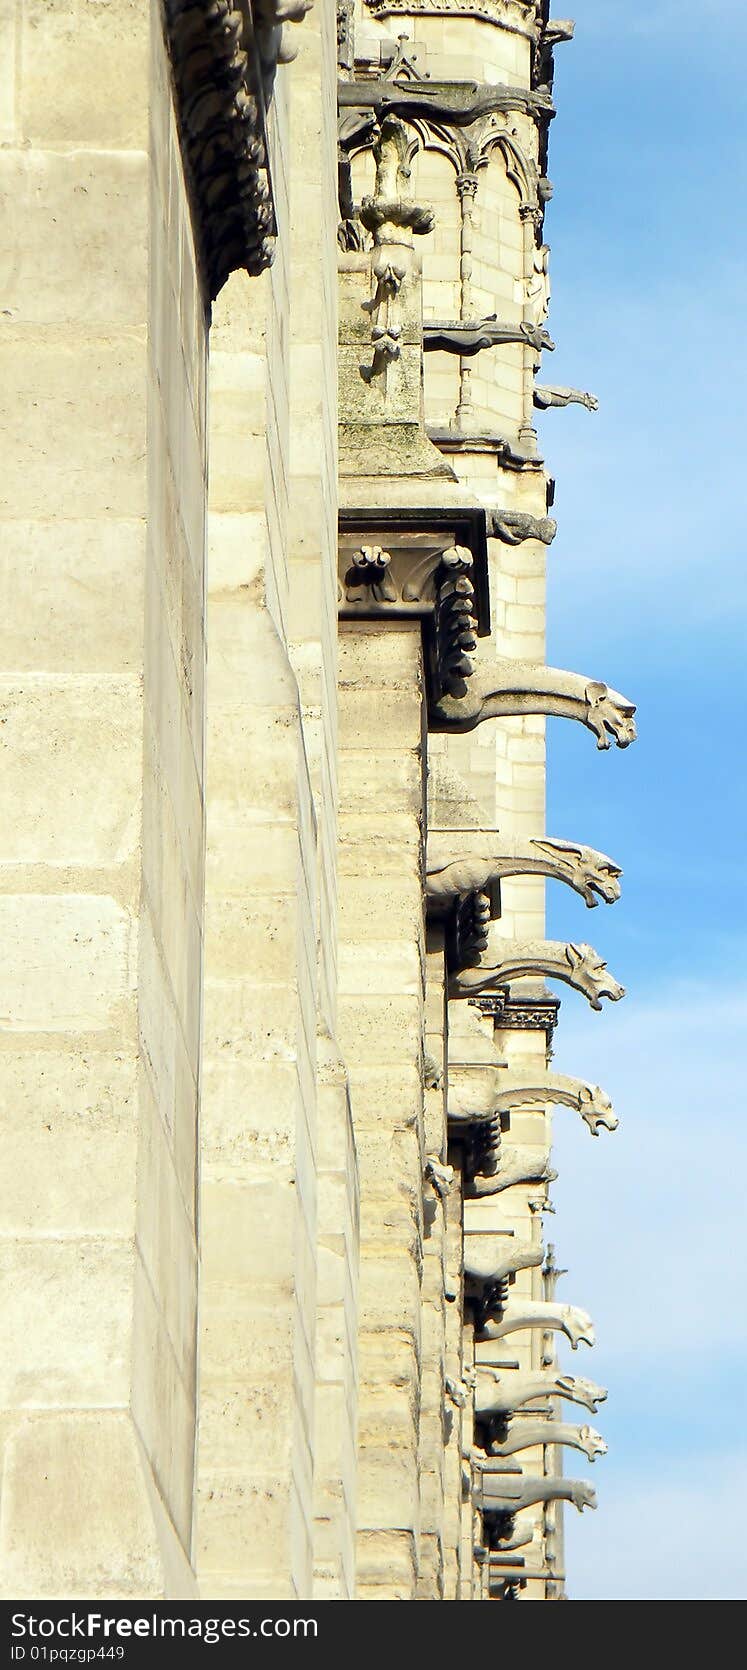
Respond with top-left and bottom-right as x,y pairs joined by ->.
428,428 -> 545,473
469,993 -> 560,1037
338,76 -> 554,128
163,1 -> 311,299
338,507 -> 490,704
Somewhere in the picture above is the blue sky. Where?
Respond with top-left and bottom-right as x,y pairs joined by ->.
536,0 -> 747,1599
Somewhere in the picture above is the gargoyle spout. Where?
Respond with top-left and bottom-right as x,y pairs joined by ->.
478,1298 -> 595,1350
449,939 -> 625,1011
485,1422 -> 607,1462
464,1241 -> 544,1287
430,659 -> 637,748
462,1070 -> 618,1138
426,834 -> 622,909
484,1477 -> 597,1517
467,1145 -> 557,1197
475,1369 -> 608,1417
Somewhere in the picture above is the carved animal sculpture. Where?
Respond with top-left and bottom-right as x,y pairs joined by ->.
486,510 -> 557,546
430,660 -> 637,748
426,834 -> 622,909
463,1241 -> 543,1287
478,1298 -> 595,1350
449,939 -> 625,1011
474,1369 -> 607,1418
467,1145 -> 557,1197
453,1070 -> 618,1139
485,1422 -> 607,1462
484,1477 -> 597,1518
533,384 -> 599,411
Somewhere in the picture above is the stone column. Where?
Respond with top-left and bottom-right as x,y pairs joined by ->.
337,622 -> 427,1600
0,4 -> 205,1597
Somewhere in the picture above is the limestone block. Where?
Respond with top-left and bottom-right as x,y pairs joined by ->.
19,0 -> 149,148
0,1414 -> 171,1599
0,1238 -> 134,1407
0,894 -> 134,1034
0,336 -> 147,520
0,678 -> 142,866
0,152 -> 147,326
0,1053 -> 137,1236
131,1259 -> 196,1552
0,520 -> 146,676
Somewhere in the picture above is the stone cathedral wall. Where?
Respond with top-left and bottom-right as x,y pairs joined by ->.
0,0 -> 625,1605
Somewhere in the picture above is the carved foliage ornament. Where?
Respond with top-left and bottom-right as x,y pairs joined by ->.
162,0 -> 311,299
339,543 -> 481,699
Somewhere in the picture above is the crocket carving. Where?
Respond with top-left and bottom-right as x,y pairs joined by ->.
430,660 -> 637,747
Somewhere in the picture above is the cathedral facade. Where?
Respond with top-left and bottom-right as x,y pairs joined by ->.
0,1 -> 633,1601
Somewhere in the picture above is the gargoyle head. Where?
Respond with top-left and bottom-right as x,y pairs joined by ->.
535,838 -> 623,907
585,681 -> 637,750
557,1375 -> 608,1414
565,943 -> 625,1010
564,1305 -> 596,1350
577,1425 -> 608,1462
577,1082 -> 619,1136
569,1481 -> 598,1513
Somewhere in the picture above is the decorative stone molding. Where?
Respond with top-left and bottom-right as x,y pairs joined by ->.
430,659 -> 638,747
360,113 -> 435,243
474,1368 -> 608,1419
427,833 -> 623,909
478,1299 -> 595,1350
163,0 -> 311,299
338,75 -> 554,131
424,318 -> 554,356
534,383 -> 598,412
338,510 -> 491,704
430,429 -> 545,472
485,1422 -> 607,1462
469,993 -> 560,1036
486,509 -> 557,544
450,939 -> 625,1011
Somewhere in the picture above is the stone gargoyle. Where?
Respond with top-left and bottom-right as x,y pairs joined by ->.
467,1144 -> 557,1197
475,1369 -> 607,1418
429,660 -> 637,747
483,1423 -> 607,1463
464,1240 -> 544,1289
449,939 -> 625,1011
533,384 -> 599,412
458,1070 -> 618,1139
482,1477 -> 597,1519
478,1298 -> 595,1350
426,834 -> 622,910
